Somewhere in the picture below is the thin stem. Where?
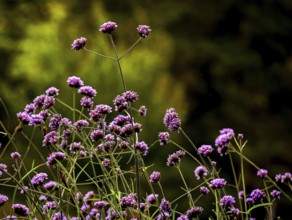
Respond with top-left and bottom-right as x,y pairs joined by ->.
83,47 -> 116,60
108,34 -> 141,219
119,37 -> 143,60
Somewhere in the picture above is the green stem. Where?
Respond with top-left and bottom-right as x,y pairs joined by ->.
119,37 -> 142,60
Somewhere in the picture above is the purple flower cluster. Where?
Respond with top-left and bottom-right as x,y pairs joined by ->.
214,128 -> 234,156
0,163 -> 8,176
42,131 -> 59,146
166,150 -> 185,167
194,165 -> 208,180
271,190 -> 281,199
0,194 -> 8,206
150,171 -> 160,183
186,206 -> 204,218
113,91 -> 138,112
159,198 -> 171,218
90,104 -> 112,121
163,108 -> 181,131
146,193 -> 159,204
99,21 -> 118,34
135,141 -> 149,155
46,152 -> 66,166
44,181 -> 59,190
137,25 -> 151,38
78,86 -> 97,97
158,132 -> 170,146
31,172 -> 48,186
71,37 -> 87,50
12,203 -> 30,216
197,144 -> 213,157
200,186 -> 210,195
120,194 -> 137,209
257,169 -> 268,178
138,105 -> 147,116
209,178 -> 227,189
219,195 -> 236,209
67,76 -> 84,88
275,172 -> 292,183
246,189 -> 266,204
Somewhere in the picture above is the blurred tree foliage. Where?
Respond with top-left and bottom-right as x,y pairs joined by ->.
1,0 -> 292,217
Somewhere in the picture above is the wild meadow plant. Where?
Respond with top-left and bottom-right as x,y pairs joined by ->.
0,21 -> 291,220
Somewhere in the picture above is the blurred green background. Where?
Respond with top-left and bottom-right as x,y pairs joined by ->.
1,0 -> 292,218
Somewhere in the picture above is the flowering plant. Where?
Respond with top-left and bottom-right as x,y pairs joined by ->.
0,20 -> 291,220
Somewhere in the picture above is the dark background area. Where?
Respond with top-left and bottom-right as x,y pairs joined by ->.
1,0 -> 292,218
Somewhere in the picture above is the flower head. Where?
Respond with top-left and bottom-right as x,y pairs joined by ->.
197,144 -> 213,157
186,206 -> 204,218
71,37 -> 87,50
150,171 -> 160,183
78,86 -> 97,97
146,193 -> 158,204
10,152 -> 21,159
209,178 -> 227,189
257,169 -> 268,178
31,172 -> 48,186
137,25 -> 151,38
219,195 -> 236,209
200,186 -> 210,195
12,204 -> 30,216
163,108 -> 181,131
0,194 -> 8,206
194,166 -> 208,180
99,21 -> 118,34
67,76 -> 84,88
46,152 -> 66,166
271,190 -> 281,199
120,194 -> 137,209
158,132 -> 170,146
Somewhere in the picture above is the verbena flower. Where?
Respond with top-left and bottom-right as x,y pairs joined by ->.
200,186 -> 210,195
150,171 -> 160,183
71,37 -> 87,50
45,87 -> 59,97
67,76 -> 84,88
0,163 -> 8,177
231,207 -> 240,216
257,169 -> 268,178
29,113 -> 45,126
80,96 -> 94,109
46,152 -> 66,166
84,191 -> 95,204
166,150 -> 185,167
177,215 -> 188,220
120,194 -> 137,209
90,129 -> 104,142
146,193 -> 158,204
39,195 -> 47,202
0,194 -> 8,206
137,25 -> 151,38
31,172 -> 48,186
12,203 -> 30,216
159,198 -> 171,218
73,119 -> 89,131
78,86 -> 97,97
17,111 -> 31,124
248,189 -> 265,204
42,131 -> 59,146
209,178 -> 227,189
49,114 -> 62,131
158,132 -> 170,146
94,201 -> 109,209
138,105 -> 147,116
271,190 -> 281,199
99,21 -> 118,34
186,206 -> 203,218
194,165 -> 208,180
135,141 -> 149,155
10,152 -> 21,159
215,128 -> 234,156
113,95 -> 129,112
238,190 -> 244,199
275,172 -> 292,183
163,108 -> 181,131
52,212 -> 67,220
43,201 -> 57,213
219,195 -> 236,209
44,181 -> 59,190
102,158 -> 111,167
69,142 -> 84,152
197,144 -> 213,157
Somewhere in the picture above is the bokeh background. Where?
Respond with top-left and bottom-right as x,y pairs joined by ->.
1,0 -> 292,218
